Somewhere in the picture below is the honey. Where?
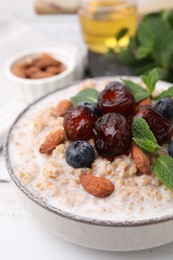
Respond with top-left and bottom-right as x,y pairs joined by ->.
79,0 -> 137,53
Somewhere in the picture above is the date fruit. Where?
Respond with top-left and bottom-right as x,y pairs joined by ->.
135,106 -> 173,145
98,81 -> 135,116
93,113 -> 131,157
64,105 -> 98,141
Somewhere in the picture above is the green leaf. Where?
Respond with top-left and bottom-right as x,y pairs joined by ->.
153,86 -> 173,100
118,49 -> 135,65
70,88 -> 100,105
135,46 -> 151,59
141,68 -> 167,94
165,11 -> 173,29
161,10 -> 172,22
132,117 -> 160,153
123,79 -> 149,103
105,48 -> 115,57
143,11 -> 162,21
132,117 -> 158,142
117,12 -> 173,81
154,155 -> 173,190
137,21 -> 154,50
118,37 -> 139,65
115,28 -> 129,41
133,138 -> 160,153
150,18 -> 173,67
133,62 -> 157,75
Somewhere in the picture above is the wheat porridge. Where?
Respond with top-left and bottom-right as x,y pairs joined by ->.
8,78 -> 173,222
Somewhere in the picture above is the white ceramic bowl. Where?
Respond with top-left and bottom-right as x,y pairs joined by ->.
4,77 -> 173,251
5,48 -> 76,103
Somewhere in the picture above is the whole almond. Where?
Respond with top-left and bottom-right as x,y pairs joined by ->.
80,173 -> 115,198
54,99 -> 73,117
30,70 -> 54,79
39,129 -> 65,154
131,144 -> 151,175
47,65 -> 65,74
12,64 -> 26,78
25,66 -> 39,78
135,98 -> 151,112
33,55 -> 60,69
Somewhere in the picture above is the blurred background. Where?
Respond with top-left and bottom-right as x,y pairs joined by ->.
0,0 -> 173,129
1,0 -> 173,15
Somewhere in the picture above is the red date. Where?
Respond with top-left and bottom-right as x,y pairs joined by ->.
64,106 -> 98,141
98,82 -> 135,117
93,113 -> 132,157
135,106 -> 173,145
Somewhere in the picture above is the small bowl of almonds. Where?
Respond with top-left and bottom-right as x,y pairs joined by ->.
5,48 -> 76,103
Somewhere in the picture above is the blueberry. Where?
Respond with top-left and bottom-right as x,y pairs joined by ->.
65,141 -> 95,168
154,97 -> 173,121
168,141 -> 173,157
78,102 -> 100,116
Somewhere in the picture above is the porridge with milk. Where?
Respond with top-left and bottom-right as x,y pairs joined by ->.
9,78 -> 173,222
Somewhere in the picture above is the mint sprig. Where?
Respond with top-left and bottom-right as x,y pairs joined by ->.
123,79 -> 149,103
136,21 -> 154,55
117,10 -> 173,81
154,155 -> 173,190
132,118 -> 173,191
132,117 -> 160,152
153,86 -> 173,100
141,68 -> 167,94
124,67 -> 171,103
70,88 -> 100,105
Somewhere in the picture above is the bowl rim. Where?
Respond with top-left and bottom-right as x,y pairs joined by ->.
4,47 -> 76,84
4,76 -> 173,227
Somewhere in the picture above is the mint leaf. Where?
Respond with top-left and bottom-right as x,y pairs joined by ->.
70,88 -> 99,105
164,10 -> 173,28
132,117 -> 160,152
154,86 -> 173,100
137,21 -> 154,51
117,11 -> 173,81
115,28 -> 128,41
133,91 -> 150,104
136,46 -> 151,59
161,10 -> 172,22
123,79 -> 149,103
154,155 -> 173,190
133,138 -> 160,153
118,37 -> 139,65
118,48 -> 136,65
132,117 -> 158,143
105,48 -> 115,57
133,62 -> 158,76
141,68 -> 167,94
151,19 -> 173,67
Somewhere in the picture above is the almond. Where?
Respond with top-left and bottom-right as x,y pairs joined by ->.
30,70 -> 54,79
47,65 -> 66,74
11,64 -> 26,78
54,99 -> 73,117
131,144 -> 151,175
33,55 -> 60,69
39,130 -> 65,154
135,98 -> 150,111
25,66 -> 39,77
80,173 -> 114,198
